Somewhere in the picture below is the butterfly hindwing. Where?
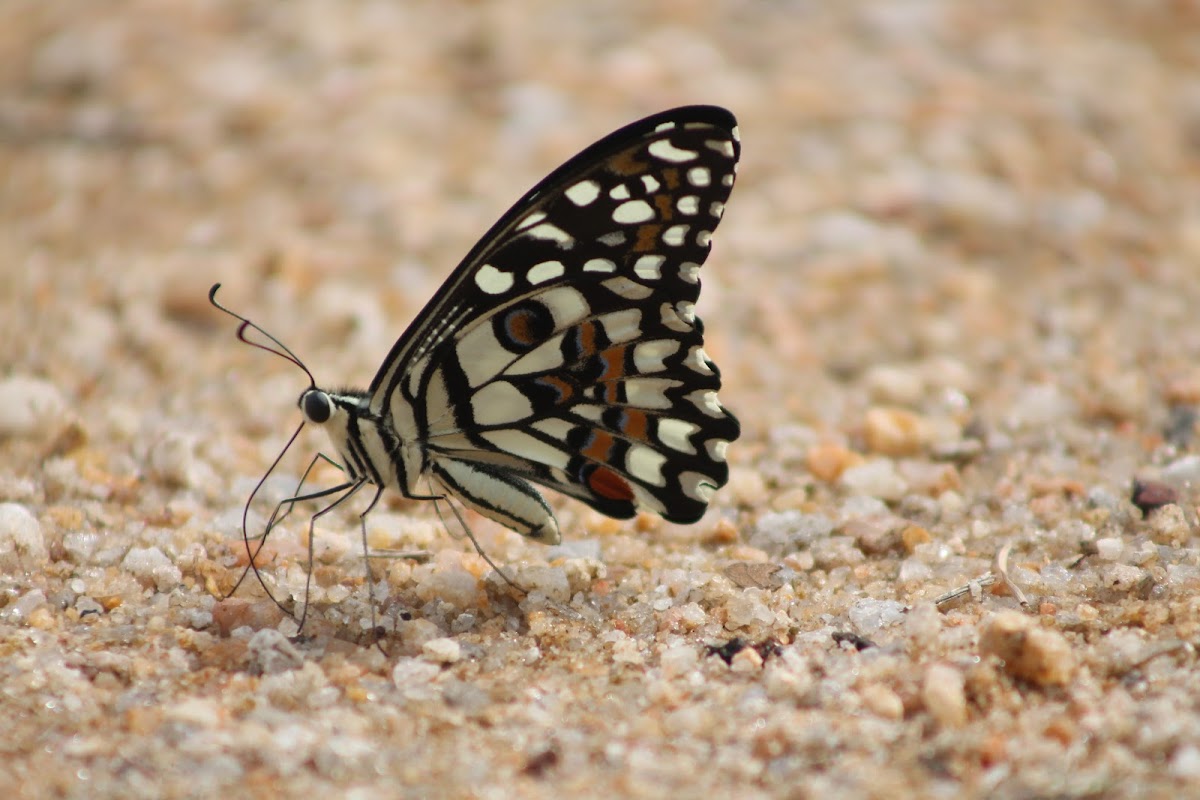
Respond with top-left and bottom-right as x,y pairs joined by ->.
377,106 -> 741,533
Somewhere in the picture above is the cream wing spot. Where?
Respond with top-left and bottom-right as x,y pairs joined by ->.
598,231 -> 627,247
656,418 -> 700,454
602,277 -> 653,300
565,180 -> 601,206
679,262 -> 701,284
677,196 -> 700,215
663,225 -> 688,247
583,258 -> 617,273
705,138 -> 736,158
634,254 -> 665,280
706,439 -> 730,462
479,430 -> 570,470
626,444 -> 667,486
632,340 -> 679,372
697,230 -> 712,247
687,166 -> 711,187
648,139 -> 699,163
641,175 -> 661,193
527,222 -> 574,246
471,382 -> 533,426
475,264 -> 514,294
609,184 -> 632,200
527,260 -> 565,284
613,199 -> 654,224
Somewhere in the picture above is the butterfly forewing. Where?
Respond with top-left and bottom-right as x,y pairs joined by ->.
365,106 -> 741,534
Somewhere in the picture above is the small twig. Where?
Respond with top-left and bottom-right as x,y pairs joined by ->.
994,542 -> 1030,608
935,573 -> 997,608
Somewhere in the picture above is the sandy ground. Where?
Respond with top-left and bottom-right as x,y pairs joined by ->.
3,1 -> 1200,798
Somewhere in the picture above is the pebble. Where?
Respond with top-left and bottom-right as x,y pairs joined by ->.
0,503 -> 48,567
147,432 -> 216,490
978,611 -> 1075,687
1006,384 -> 1077,430
863,406 -> 928,456
806,443 -> 863,482
922,663 -> 967,728
862,365 -> 925,405
848,598 -> 906,634
422,637 -> 463,664
749,510 -> 834,555
0,375 -> 67,438
1130,480 -> 1178,516
121,546 -> 183,591
1146,504 -> 1190,546
246,629 -> 305,675
859,683 -> 904,720
840,459 -> 908,501
730,646 -> 764,673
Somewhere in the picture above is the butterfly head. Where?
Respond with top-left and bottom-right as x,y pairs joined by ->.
299,388 -> 333,425
297,387 -> 367,427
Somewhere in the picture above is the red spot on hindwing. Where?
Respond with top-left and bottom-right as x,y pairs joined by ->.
589,466 -> 635,501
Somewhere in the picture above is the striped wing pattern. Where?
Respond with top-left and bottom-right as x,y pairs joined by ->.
322,107 -> 740,544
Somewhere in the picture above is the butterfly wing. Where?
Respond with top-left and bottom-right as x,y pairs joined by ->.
370,106 -> 740,535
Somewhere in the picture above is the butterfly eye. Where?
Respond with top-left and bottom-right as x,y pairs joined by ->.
301,390 -> 332,424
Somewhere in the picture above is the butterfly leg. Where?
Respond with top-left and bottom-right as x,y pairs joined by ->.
293,478 -> 368,631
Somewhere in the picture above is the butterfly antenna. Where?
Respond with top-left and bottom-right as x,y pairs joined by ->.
209,283 -> 316,387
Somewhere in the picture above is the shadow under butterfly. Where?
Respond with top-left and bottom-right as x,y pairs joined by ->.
211,105 -> 742,634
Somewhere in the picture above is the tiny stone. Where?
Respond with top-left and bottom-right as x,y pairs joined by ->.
806,442 -> 863,482
121,546 -> 183,591
0,503 -> 48,567
859,683 -> 905,720
75,596 -> 105,618
848,598 -> 906,634
840,459 -> 908,501
392,657 -> 442,690
863,406 -> 928,456
1170,745 -> 1200,780
10,589 -> 48,623
979,610 -> 1075,686
0,375 -> 67,437
905,602 -> 942,651
1160,454 -> 1200,485
1147,504 -> 1190,546
923,663 -> 967,728
660,644 -> 699,678
1094,537 -> 1123,561
422,637 -> 463,664
730,646 -> 764,672
862,365 -> 925,405
1130,480 -> 1178,516
246,628 -> 305,675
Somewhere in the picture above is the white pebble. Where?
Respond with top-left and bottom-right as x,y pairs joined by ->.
0,376 -> 67,437
848,598 -> 906,633
147,432 -> 214,489
923,663 -> 967,728
421,637 -> 462,664
247,629 -> 305,675
1171,745 -> 1200,779
659,643 -> 699,678
1094,537 -> 1123,561
121,546 -> 183,591
1006,384 -> 1076,429
840,459 -> 908,501
0,503 -> 48,567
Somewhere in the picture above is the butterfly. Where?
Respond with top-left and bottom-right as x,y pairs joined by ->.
211,105 -> 740,561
